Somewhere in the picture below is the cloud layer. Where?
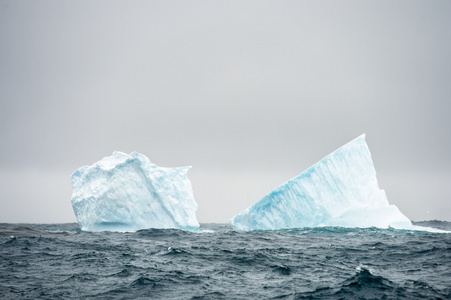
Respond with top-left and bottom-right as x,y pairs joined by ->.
1,1 -> 450,222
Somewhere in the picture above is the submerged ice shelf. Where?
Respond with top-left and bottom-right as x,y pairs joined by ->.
71,152 -> 199,232
230,135 -> 413,231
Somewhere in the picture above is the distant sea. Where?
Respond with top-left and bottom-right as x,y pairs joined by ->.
1,222 -> 450,299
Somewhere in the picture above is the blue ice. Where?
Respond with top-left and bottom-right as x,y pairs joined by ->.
230,135 -> 413,231
71,152 -> 199,232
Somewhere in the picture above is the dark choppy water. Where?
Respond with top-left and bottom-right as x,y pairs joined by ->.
1,222 -> 450,299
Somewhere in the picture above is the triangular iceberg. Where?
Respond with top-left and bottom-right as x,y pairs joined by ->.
230,135 -> 413,231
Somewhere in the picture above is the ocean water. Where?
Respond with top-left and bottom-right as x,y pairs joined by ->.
1,222 -> 450,299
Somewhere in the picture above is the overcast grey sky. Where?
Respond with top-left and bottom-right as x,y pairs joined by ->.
1,0 -> 450,223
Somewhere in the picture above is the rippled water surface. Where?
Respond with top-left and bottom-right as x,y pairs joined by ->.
1,222 -> 450,299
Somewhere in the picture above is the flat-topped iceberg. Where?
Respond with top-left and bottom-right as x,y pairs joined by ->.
230,135 -> 413,231
71,152 -> 199,232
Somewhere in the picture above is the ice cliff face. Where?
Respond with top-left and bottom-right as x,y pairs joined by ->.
71,152 -> 199,232
230,135 -> 413,231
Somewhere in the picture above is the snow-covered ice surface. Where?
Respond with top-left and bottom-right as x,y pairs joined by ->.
230,135 -> 413,231
71,152 -> 199,232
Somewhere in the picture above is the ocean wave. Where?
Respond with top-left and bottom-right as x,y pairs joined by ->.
1,223 -> 450,299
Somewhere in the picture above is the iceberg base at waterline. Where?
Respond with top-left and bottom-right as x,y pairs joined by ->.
230,135 -> 413,231
71,151 -> 199,232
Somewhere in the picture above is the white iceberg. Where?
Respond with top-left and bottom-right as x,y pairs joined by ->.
230,135 -> 413,231
71,152 -> 199,232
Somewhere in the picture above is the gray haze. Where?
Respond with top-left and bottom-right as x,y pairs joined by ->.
1,1 -> 450,223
